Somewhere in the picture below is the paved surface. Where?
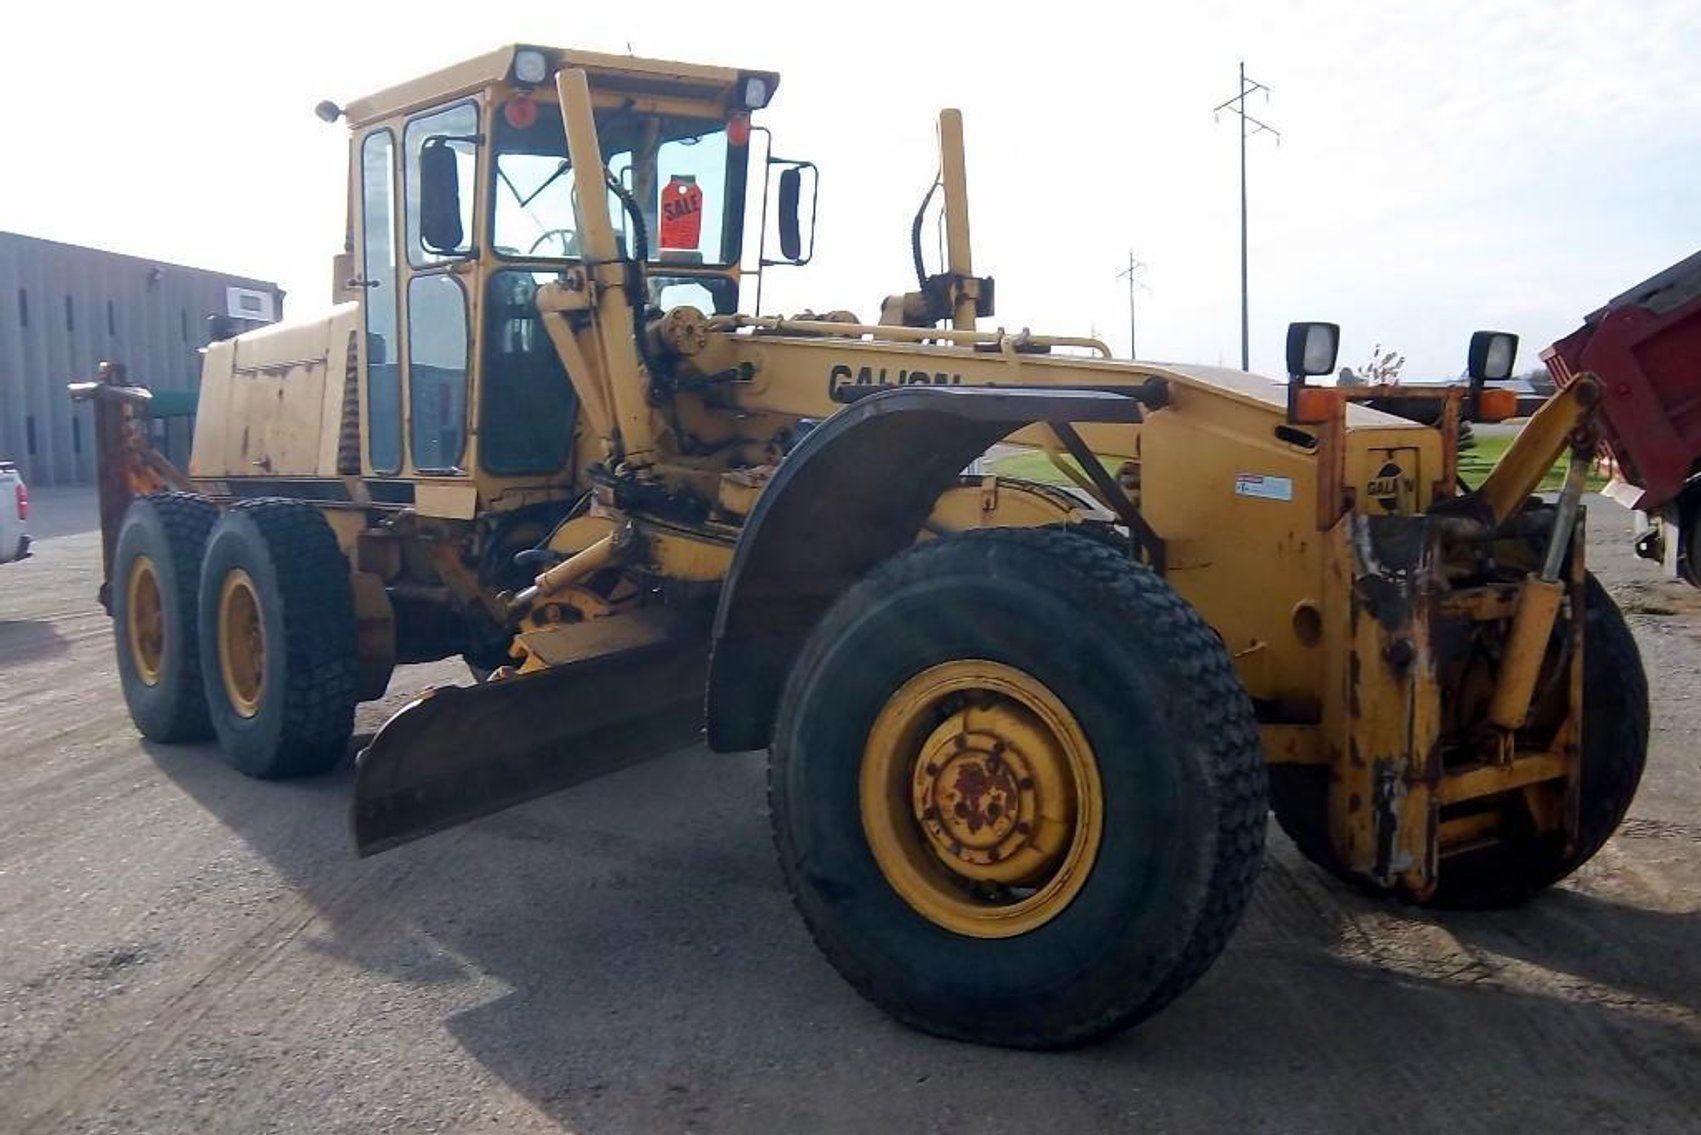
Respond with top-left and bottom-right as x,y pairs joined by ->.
2,487 -> 1699,1133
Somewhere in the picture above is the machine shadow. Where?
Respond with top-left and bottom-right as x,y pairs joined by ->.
1439,885 -> 1701,1014
435,842 -> 1701,1131
0,620 -> 69,665
139,731 -> 1701,1130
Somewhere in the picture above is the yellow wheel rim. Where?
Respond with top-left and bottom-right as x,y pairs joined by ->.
860,660 -> 1103,938
126,555 -> 165,687
217,569 -> 265,719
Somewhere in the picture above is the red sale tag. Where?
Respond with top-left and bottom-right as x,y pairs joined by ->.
658,175 -> 704,250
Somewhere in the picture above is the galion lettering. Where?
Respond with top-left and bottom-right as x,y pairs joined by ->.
828,363 -> 964,396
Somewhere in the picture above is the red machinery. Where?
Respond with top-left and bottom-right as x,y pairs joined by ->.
1544,248 -> 1701,582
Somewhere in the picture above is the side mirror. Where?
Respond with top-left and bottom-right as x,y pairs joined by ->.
1285,321 -> 1340,378
778,168 -> 803,261
1467,330 -> 1518,382
419,139 -> 465,254
763,158 -> 817,266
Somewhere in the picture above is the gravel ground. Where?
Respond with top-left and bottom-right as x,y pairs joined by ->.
1,486 -> 1697,1133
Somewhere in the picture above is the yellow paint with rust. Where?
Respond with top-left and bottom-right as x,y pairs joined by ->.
859,659 -> 1103,938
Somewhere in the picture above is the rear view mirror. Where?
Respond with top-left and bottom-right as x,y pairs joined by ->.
762,158 -> 817,266
1467,330 -> 1519,382
778,168 -> 802,261
419,139 -> 465,254
1285,322 -> 1340,378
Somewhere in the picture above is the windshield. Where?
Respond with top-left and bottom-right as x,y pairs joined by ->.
491,97 -> 745,268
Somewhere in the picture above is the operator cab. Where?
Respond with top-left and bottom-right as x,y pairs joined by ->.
332,46 -> 801,484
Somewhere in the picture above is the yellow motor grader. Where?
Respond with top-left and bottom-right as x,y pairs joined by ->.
73,45 -> 1646,1049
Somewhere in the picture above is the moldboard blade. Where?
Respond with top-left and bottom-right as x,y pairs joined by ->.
351,638 -> 708,856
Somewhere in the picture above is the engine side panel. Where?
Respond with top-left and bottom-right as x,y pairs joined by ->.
190,304 -> 362,480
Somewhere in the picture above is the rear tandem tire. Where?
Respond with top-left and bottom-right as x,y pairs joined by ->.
769,527 -> 1267,1049
197,498 -> 359,778
111,492 -> 218,742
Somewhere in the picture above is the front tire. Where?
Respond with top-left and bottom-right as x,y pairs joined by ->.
769,528 -> 1267,1048
197,499 -> 359,778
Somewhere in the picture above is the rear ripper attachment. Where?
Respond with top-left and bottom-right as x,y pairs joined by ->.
1273,358 -> 1633,904
1321,506 -> 1588,899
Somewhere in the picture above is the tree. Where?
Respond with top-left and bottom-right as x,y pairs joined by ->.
1358,344 -> 1406,384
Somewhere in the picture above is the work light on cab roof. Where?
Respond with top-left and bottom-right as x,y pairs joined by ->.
511,46 -> 550,86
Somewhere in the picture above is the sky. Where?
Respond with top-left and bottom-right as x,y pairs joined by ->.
3,0 -> 1697,379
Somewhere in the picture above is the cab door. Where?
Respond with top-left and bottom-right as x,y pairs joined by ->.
357,127 -> 405,475
399,100 -> 479,475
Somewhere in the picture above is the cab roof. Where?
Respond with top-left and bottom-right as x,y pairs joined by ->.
342,45 -> 779,127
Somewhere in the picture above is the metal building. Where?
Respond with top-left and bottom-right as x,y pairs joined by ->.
0,232 -> 283,485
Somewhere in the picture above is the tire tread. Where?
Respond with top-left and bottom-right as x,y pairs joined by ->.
116,492 -> 218,742
770,526 -> 1267,1047
203,498 -> 358,777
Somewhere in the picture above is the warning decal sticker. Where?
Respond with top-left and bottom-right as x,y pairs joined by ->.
1234,473 -> 1294,502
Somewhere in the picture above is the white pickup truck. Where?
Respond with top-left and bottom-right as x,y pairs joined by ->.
0,461 -> 30,563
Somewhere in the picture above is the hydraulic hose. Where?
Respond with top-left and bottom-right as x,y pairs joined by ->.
910,174 -> 941,288
605,172 -> 649,263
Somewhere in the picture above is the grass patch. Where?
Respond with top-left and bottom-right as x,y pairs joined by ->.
1456,433 -> 1607,493
990,433 -> 1607,496
984,450 -> 1118,486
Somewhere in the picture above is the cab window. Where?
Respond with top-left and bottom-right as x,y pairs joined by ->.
359,129 -> 404,473
480,270 -> 576,475
404,101 -> 479,267
406,274 -> 470,472
489,96 -> 747,276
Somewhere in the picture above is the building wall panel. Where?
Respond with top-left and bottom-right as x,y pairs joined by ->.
0,232 -> 284,485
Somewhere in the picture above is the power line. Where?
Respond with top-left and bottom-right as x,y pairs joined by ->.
1114,251 -> 1150,359
1213,61 -> 1279,371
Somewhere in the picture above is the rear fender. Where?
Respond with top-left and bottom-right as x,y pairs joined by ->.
705,384 -> 1148,752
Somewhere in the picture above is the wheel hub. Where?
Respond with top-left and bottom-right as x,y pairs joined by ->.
861,660 -> 1102,938
218,569 -> 265,719
126,555 -> 164,687
912,717 -> 1059,884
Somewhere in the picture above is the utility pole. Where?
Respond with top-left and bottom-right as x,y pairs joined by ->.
1214,61 -> 1278,371
1115,252 -> 1149,359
